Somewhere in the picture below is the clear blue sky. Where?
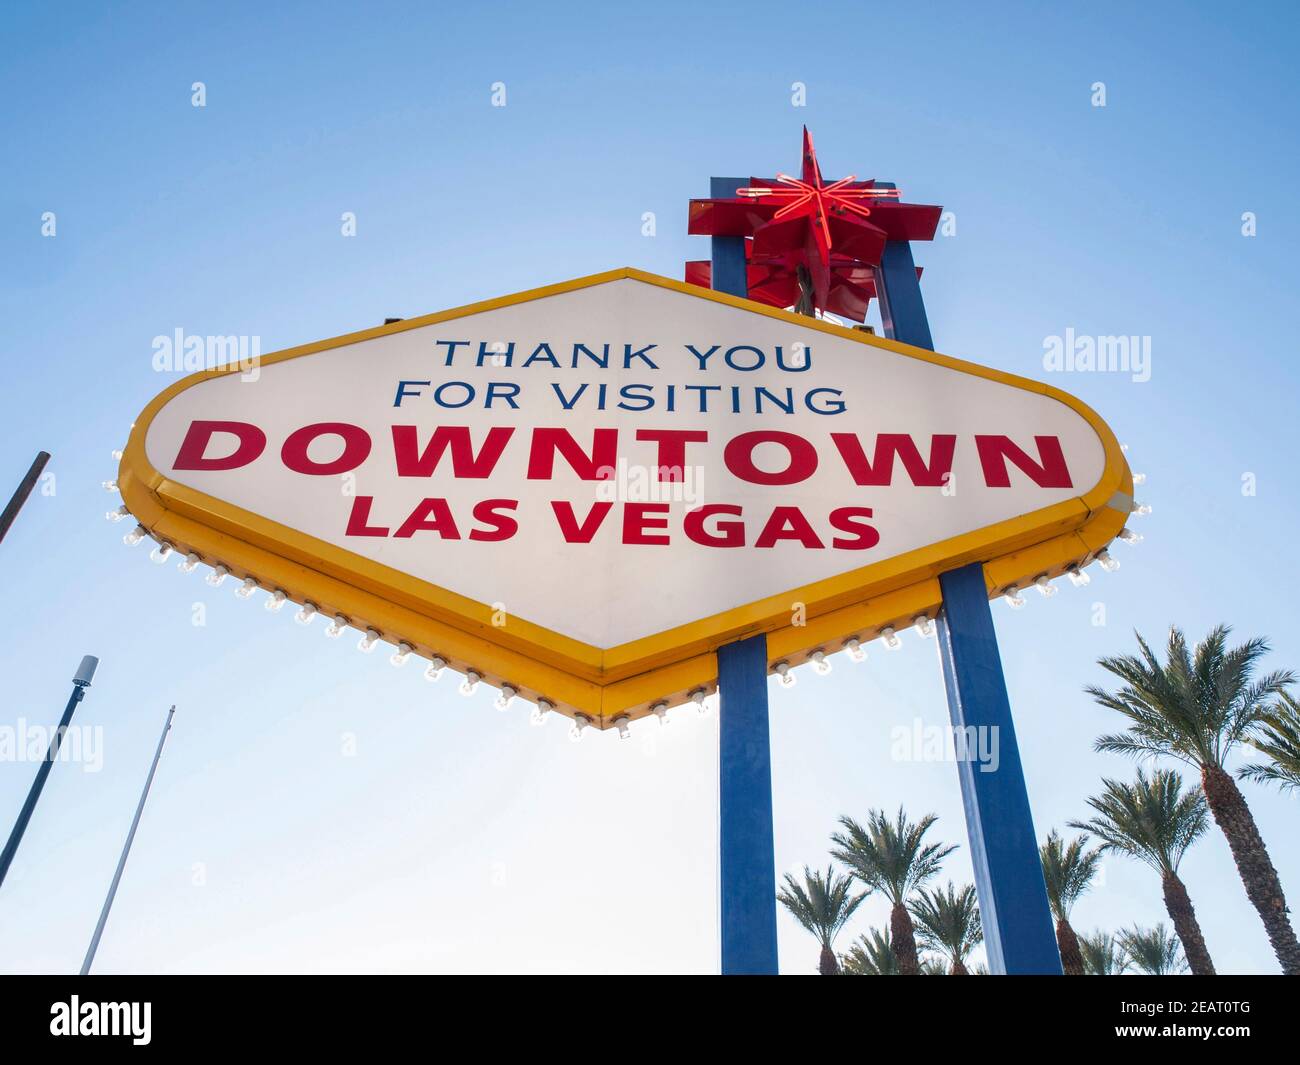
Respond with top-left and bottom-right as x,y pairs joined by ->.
1,0 -> 1298,974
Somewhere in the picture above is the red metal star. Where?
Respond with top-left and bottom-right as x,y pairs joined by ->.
686,128 -> 942,319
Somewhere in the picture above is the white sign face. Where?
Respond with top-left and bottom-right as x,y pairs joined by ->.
141,272 -> 1110,651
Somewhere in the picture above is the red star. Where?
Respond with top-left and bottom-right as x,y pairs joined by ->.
685,128 -> 942,319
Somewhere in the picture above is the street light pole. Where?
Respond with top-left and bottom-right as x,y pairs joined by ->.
0,451 -> 51,548
81,705 -> 176,975
0,654 -> 99,890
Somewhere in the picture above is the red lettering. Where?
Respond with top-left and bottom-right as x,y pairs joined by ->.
623,503 -> 671,545
831,433 -> 955,487
527,428 -> 619,480
392,425 -> 513,478
281,422 -> 371,475
754,506 -> 824,549
345,496 -> 389,537
394,498 -> 460,539
829,507 -> 881,550
550,501 -> 614,543
173,420 -> 266,471
975,435 -> 1072,488
724,431 -> 818,485
469,499 -> 519,542
634,429 -> 709,482
684,504 -> 745,548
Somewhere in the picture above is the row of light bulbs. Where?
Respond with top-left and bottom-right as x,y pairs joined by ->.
104,464 -> 1149,739
108,499 -> 707,742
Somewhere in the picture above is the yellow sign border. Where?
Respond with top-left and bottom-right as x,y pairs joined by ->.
118,267 -> 1132,726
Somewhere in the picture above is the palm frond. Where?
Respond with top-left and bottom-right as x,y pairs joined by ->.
776,864 -> 867,950
1039,830 -> 1100,921
1069,767 -> 1207,876
830,807 -> 957,905
1118,922 -> 1188,975
1239,691 -> 1300,795
907,881 -> 983,967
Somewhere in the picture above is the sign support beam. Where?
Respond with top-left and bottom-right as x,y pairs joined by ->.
873,213 -> 1060,975
936,565 -> 1062,973
710,176 -> 778,975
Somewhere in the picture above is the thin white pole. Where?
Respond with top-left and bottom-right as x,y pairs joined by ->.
80,705 -> 176,975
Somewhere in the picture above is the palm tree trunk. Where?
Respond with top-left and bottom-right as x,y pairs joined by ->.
1161,871 -> 1215,975
950,959 -> 969,975
1055,917 -> 1085,975
890,901 -> 920,975
818,944 -> 839,975
1202,764 -> 1300,974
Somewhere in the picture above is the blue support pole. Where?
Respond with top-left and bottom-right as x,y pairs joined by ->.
936,566 -> 1062,974
708,176 -> 777,974
710,176 -> 749,300
717,634 -> 778,974
872,207 -> 1060,975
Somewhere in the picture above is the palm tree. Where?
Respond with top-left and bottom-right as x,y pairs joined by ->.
1240,691 -> 1300,795
776,865 -> 867,975
1079,930 -> 1129,975
1118,923 -> 1188,975
1039,831 -> 1101,975
841,928 -> 898,975
1069,768 -> 1215,975
909,881 -> 983,974
830,807 -> 956,975
1088,625 -> 1299,973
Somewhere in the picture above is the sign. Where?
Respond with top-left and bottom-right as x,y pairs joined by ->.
117,268 -> 1133,726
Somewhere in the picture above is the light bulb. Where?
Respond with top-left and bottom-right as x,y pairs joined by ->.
530,698 -> 554,726
913,615 -> 934,638
651,701 -> 669,725
123,525 -> 147,547
569,714 -> 591,742
424,656 -> 446,681
1132,502 -> 1152,517
1096,549 -> 1120,572
234,576 -> 257,598
1003,586 -> 1026,609
774,661 -> 796,687
102,480 -> 118,492
206,564 -> 230,587
111,449 -> 123,461
614,715 -> 631,740
105,506 -> 128,523
294,602 -> 317,625
1132,472 -> 1146,485
810,649 -> 832,675
149,542 -> 173,564
264,589 -> 287,611
460,670 -> 482,696
1066,565 -> 1091,588
358,628 -> 380,652
690,688 -> 708,713
495,684 -> 517,710
1033,575 -> 1058,598
881,626 -> 902,650
845,637 -> 866,663
178,552 -> 200,573
390,641 -> 413,666
324,614 -> 347,638
1118,527 -> 1143,544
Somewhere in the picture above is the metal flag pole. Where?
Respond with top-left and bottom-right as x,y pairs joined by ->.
0,451 -> 51,548
871,183 -> 1062,974
81,705 -> 176,976
710,176 -> 780,976
0,655 -> 99,890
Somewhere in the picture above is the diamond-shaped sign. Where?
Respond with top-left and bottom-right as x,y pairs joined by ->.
118,268 -> 1132,725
